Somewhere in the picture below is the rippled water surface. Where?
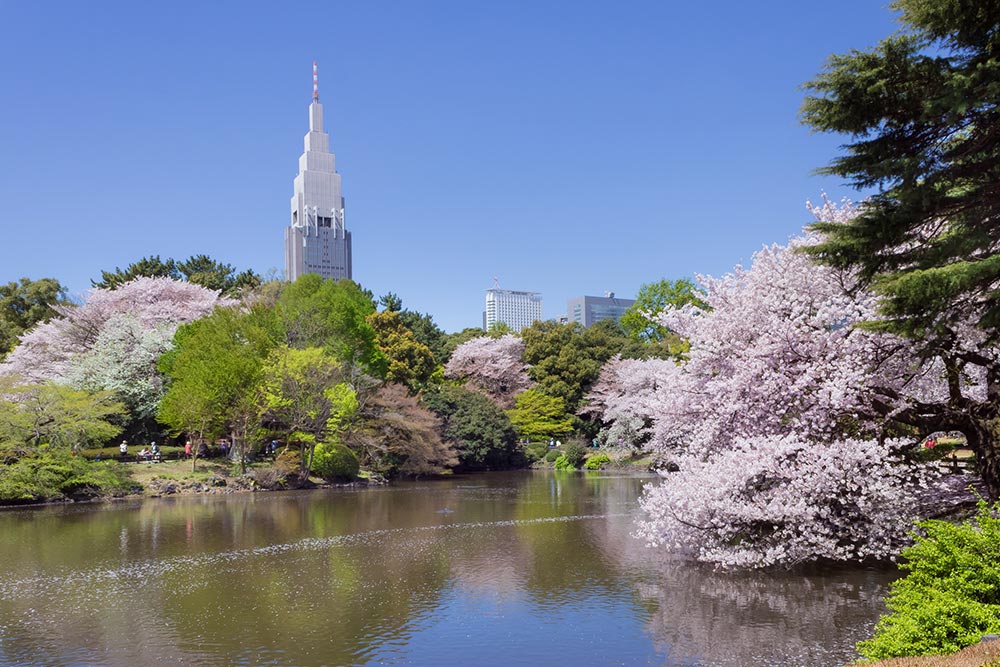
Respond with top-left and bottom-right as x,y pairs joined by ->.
0,471 -> 895,666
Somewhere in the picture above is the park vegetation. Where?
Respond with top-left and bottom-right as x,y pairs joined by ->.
2,0 -> 1000,658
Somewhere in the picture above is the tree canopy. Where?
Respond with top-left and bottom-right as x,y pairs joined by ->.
94,254 -> 260,297
801,0 -> 1000,338
619,278 -> 707,342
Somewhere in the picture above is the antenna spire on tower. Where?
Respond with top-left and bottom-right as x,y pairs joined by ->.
312,61 -> 319,100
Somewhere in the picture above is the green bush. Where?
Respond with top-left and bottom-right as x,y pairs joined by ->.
525,442 -> 548,463
584,453 -> 611,470
564,442 -> 586,468
544,449 -> 562,463
857,500 -> 1000,660
553,455 -> 576,470
0,450 -> 137,504
311,440 -> 359,481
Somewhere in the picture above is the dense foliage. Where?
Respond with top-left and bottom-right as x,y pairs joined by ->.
506,389 -> 574,442
345,383 -> 457,476
858,500 -> 1000,660
0,449 -> 137,504
0,378 -> 125,456
311,440 -> 360,481
94,254 -> 260,296
619,278 -> 706,343
422,385 -> 521,470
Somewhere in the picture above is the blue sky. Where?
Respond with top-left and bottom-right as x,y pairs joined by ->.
0,1 -> 899,333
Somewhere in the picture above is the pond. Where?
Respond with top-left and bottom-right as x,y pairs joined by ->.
0,471 -> 894,666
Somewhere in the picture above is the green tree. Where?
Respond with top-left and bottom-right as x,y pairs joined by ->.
520,320 -> 624,413
376,292 -> 449,364
619,278 -> 707,342
801,0 -> 1000,336
423,385 -> 521,470
0,277 -> 70,358
506,389 -> 574,442
367,311 -> 439,391
94,254 -> 260,296
260,346 -> 344,473
176,254 -> 261,296
0,377 -> 124,456
276,275 -> 385,376
378,291 -> 403,312
158,305 -> 283,472
398,310 -> 449,364
93,255 -> 179,289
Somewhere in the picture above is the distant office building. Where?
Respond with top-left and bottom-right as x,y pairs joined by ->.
485,288 -> 543,332
567,292 -> 635,328
285,62 -> 352,282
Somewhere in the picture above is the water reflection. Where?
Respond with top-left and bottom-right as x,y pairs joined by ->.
0,472 -> 894,666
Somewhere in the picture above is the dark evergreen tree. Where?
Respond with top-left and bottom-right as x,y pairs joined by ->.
802,0 -> 1000,495
802,0 -> 1000,337
423,385 -> 522,470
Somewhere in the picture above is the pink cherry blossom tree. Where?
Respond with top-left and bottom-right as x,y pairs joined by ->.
0,277 -> 228,422
586,199 -> 987,567
444,334 -> 534,408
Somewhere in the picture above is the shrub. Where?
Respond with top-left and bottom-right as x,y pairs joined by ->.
525,442 -> 548,463
311,440 -> 360,481
857,500 -> 1000,660
544,449 -> 562,463
0,450 -> 137,504
553,455 -> 575,470
564,442 -> 586,468
584,453 -> 611,470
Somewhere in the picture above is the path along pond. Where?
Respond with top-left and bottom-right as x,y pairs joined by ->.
0,471 -> 895,667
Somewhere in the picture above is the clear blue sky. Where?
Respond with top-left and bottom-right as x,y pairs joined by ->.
0,1 -> 899,333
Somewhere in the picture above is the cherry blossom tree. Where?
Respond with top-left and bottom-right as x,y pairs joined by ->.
0,278 -> 228,431
444,335 -> 534,408
635,435 -> 933,569
586,199 -> 988,567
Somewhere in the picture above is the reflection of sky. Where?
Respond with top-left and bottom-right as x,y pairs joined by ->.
377,584 -> 667,666
0,473 -> 895,667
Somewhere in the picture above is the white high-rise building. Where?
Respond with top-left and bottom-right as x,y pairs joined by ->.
285,62 -> 352,282
484,288 -> 543,332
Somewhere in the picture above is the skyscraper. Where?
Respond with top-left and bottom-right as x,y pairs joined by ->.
484,287 -> 543,332
567,293 -> 635,328
285,62 -> 352,282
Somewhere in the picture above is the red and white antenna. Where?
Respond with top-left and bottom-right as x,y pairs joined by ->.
312,61 -> 319,100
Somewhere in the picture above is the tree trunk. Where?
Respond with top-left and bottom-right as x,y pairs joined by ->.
965,418 -> 1000,500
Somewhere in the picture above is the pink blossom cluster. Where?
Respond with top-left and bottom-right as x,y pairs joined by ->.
1,277 -> 228,384
635,435 -> 934,569
444,335 -> 534,408
587,199 -> 981,567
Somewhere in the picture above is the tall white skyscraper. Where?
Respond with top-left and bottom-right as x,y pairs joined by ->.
484,288 -> 543,332
285,62 -> 352,282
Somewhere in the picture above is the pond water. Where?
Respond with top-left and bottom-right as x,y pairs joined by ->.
0,471 -> 895,666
